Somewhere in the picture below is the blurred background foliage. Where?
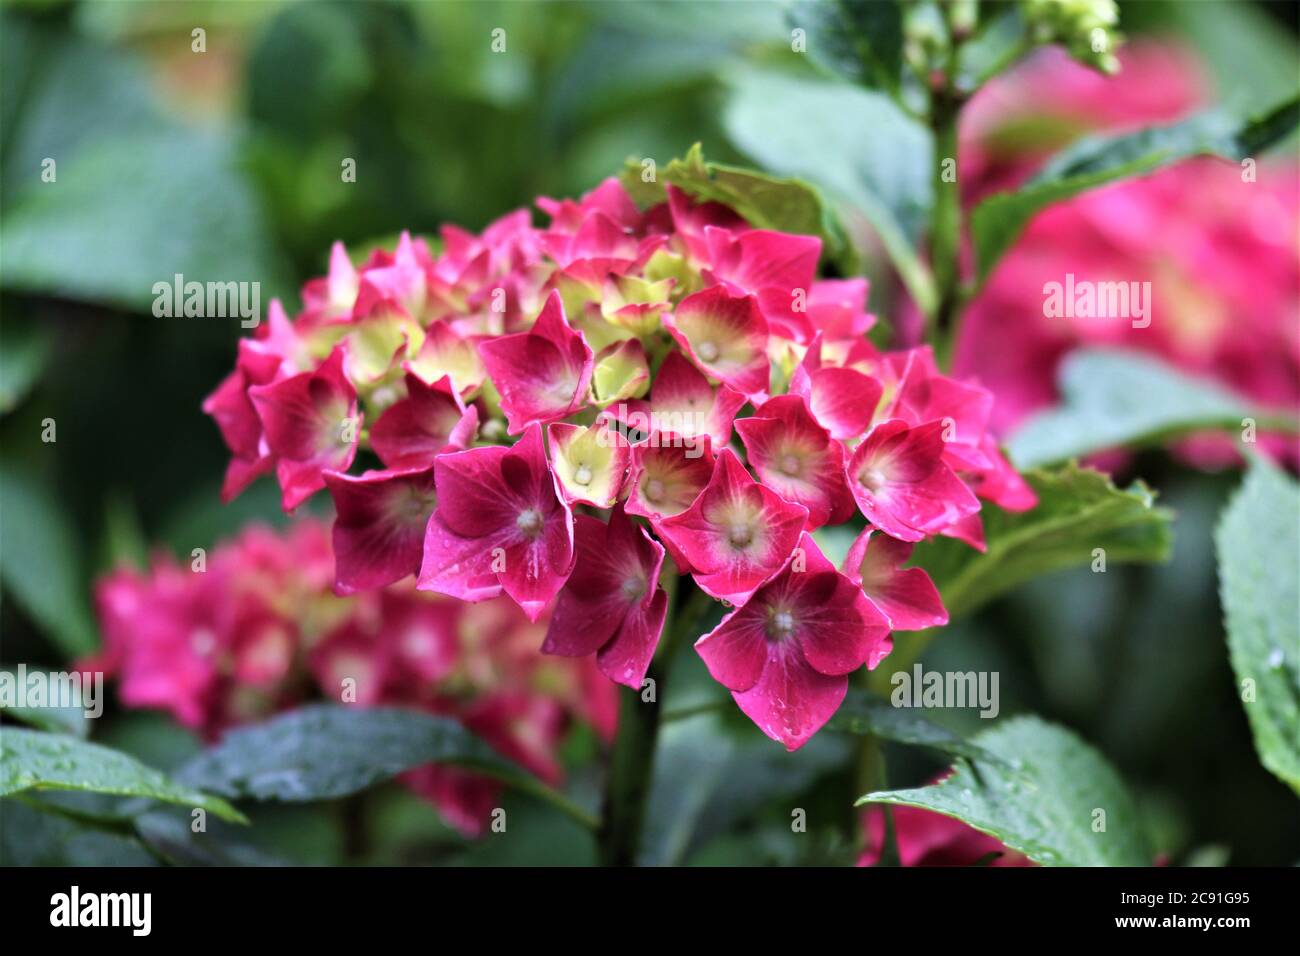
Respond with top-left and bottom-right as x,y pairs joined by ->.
1,0 -> 1297,865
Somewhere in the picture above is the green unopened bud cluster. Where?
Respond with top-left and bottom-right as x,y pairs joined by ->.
1022,0 -> 1122,74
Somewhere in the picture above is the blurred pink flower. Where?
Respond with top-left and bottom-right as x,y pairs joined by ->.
858,804 -> 1034,867
87,519 -> 615,838
955,43 -> 1299,464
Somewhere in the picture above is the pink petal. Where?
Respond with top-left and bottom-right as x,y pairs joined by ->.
847,419 -> 981,541
544,506 -> 666,686
597,587 -> 669,689
657,449 -> 808,603
666,185 -> 748,262
732,642 -> 847,751
843,528 -> 948,631
807,278 -> 875,341
419,423 -> 576,620
640,350 -> 748,447
220,454 -> 273,503
249,348 -> 360,510
431,443 -> 517,538
543,514 -> 635,658
497,508 -> 576,621
968,437 -> 1039,512
416,512 -> 507,604
624,433 -> 715,520
665,286 -> 770,398
695,603 -> 769,692
940,512 -> 987,552
704,226 -> 821,295
325,466 -> 437,593
355,231 -> 427,319
477,290 -> 594,433
735,394 -> 855,529
789,338 -> 883,441
371,371 -> 478,470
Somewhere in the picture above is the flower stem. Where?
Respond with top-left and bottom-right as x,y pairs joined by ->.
927,11 -> 971,357
597,680 -> 660,866
929,93 -> 962,340
597,581 -> 712,866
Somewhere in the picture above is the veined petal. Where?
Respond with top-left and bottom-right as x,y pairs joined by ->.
843,528 -> 948,631
371,371 -> 478,470
325,466 -> 437,593
544,505 -> 667,688
665,286 -> 770,398
658,449 -> 807,603
478,290 -> 594,433
548,421 -> 630,508
847,419 -> 981,541
736,394 -> 855,529
249,348 -> 360,510
624,432 -> 715,520
732,643 -> 846,751
409,322 -> 486,397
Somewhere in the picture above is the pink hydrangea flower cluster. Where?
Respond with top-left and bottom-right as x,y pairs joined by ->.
957,43 -> 1300,462
85,520 -> 616,837
205,179 -> 1035,750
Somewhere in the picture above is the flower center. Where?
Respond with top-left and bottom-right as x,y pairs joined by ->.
697,341 -> 719,362
190,628 -> 216,657
767,609 -> 796,640
573,463 -> 593,486
727,522 -> 754,549
645,478 -> 666,503
859,466 -> 887,493
402,489 -> 436,523
778,453 -> 801,477
515,508 -> 543,537
620,576 -> 646,600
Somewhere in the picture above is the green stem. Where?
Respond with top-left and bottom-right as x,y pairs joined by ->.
926,11 -> 971,357
597,682 -> 660,866
597,582 -> 712,866
928,88 -> 963,346
661,699 -> 729,724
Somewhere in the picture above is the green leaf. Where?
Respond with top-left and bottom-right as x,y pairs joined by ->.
0,129 -> 292,310
0,727 -> 245,824
589,0 -> 788,44
640,716 -> 851,866
0,317 -> 52,414
789,0 -> 904,92
1134,0 -> 1300,120
0,464 -> 98,656
858,715 -> 1152,866
723,69 -> 935,312
1007,349 -> 1297,469
0,17 -> 162,201
826,688 -> 1002,764
0,799 -> 157,867
178,705 -> 597,827
912,462 -> 1173,619
1215,460 -> 1300,795
971,97 -> 1300,285
620,143 -> 848,262
132,807 -> 292,867
0,667 -> 90,738
0,19 -> 292,310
